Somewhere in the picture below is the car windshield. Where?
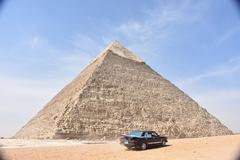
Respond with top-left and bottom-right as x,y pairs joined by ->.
127,131 -> 143,138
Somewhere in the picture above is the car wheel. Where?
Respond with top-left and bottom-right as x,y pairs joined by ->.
162,140 -> 166,146
141,143 -> 147,150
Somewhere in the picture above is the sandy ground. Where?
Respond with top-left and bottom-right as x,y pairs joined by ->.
0,135 -> 240,160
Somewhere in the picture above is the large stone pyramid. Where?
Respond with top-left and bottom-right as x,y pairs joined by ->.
16,41 -> 232,139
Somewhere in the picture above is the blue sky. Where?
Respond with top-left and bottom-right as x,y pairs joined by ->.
0,0 -> 239,137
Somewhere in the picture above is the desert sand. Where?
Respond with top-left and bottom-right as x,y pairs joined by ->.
1,135 -> 240,160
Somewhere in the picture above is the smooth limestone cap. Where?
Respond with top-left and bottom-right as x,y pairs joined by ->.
106,40 -> 143,62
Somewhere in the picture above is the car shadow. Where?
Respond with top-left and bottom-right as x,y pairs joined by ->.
126,144 -> 172,151
147,144 -> 172,150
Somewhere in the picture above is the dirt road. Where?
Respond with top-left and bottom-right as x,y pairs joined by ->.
1,135 -> 240,160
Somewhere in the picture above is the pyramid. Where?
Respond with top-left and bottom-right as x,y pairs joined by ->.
15,41 -> 232,139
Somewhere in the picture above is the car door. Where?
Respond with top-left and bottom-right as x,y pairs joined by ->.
144,132 -> 155,146
150,132 -> 162,146
143,132 -> 152,145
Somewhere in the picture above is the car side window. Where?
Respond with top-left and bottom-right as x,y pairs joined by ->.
145,133 -> 152,138
151,132 -> 158,137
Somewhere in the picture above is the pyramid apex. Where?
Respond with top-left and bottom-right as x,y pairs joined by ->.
105,40 -> 143,62
107,40 -> 125,50
109,40 -> 122,46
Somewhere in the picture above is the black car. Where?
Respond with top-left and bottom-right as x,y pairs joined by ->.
120,130 -> 168,150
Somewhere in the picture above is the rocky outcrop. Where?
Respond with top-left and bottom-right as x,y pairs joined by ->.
15,41 -> 232,139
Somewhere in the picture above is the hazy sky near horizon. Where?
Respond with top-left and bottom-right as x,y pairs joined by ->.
0,0 -> 240,137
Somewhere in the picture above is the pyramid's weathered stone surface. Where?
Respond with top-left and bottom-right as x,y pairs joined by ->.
15,41 -> 232,139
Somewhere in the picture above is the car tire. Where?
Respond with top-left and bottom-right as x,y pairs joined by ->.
141,143 -> 147,150
162,140 -> 166,146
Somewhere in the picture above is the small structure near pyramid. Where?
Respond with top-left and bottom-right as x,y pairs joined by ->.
15,41 -> 232,139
